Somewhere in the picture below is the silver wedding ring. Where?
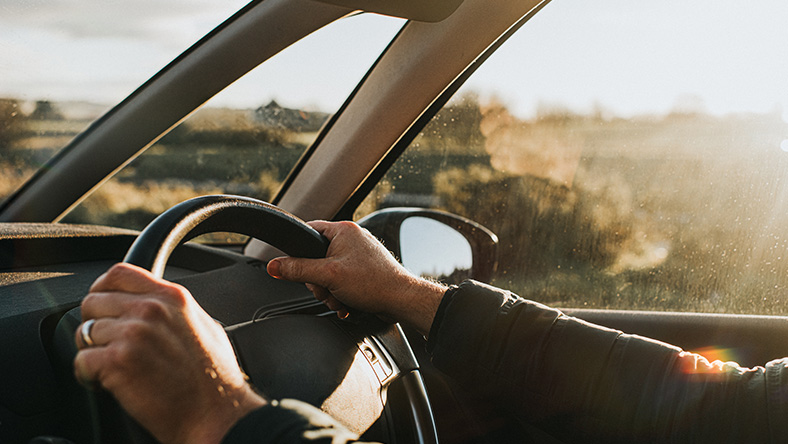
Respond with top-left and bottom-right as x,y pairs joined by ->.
80,318 -> 97,347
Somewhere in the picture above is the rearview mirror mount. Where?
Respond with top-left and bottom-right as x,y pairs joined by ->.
309,0 -> 464,22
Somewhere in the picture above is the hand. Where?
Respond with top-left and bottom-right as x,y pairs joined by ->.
267,220 -> 446,335
73,263 -> 266,444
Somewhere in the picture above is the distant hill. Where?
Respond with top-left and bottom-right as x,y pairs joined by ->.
19,99 -> 331,133
254,100 -> 329,132
46,100 -> 110,121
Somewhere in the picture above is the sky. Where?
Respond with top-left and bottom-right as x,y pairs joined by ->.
0,0 -> 249,108
2,0 -> 787,121
467,0 -> 788,119
399,217 -> 473,278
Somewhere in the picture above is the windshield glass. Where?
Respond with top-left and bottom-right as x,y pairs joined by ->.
358,0 -> 788,315
0,0 -> 250,203
61,13 -> 404,236
1,2 -> 404,228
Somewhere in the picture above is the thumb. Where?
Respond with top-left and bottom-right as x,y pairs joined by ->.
267,257 -> 325,285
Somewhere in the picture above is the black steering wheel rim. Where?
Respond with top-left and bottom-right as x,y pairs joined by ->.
123,194 -> 328,277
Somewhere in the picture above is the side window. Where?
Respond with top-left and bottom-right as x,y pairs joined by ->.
357,0 -> 788,314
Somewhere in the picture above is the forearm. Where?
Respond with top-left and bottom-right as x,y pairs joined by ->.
427,280 -> 788,442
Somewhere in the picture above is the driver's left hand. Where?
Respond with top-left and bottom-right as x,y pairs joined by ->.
73,263 -> 266,444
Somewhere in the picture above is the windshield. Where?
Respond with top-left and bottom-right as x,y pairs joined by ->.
358,0 -> 788,314
1,2 -> 404,226
59,13 -> 404,234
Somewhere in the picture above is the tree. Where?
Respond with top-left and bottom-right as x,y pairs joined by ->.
28,100 -> 63,121
433,164 -> 634,276
0,98 -> 23,150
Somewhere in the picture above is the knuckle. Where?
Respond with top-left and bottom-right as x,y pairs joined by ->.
80,292 -> 99,311
112,262 -> 139,275
132,299 -> 169,322
323,260 -> 344,278
90,263 -> 140,292
336,220 -> 361,233
160,283 -> 190,308
112,323 -> 155,364
121,320 -> 152,343
107,343 -> 130,368
104,263 -> 132,282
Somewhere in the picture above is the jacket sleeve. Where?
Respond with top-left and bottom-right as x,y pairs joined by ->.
426,280 -> 788,443
222,399 -> 382,444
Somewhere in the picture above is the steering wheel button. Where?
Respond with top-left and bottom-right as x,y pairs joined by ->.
362,346 -> 378,363
371,361 -> 389,382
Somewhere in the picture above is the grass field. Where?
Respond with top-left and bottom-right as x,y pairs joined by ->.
3,100 -> 788,314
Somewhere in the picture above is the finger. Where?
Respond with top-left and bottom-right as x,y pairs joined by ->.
73,347 -> 106,389
75,319 -> 93,349
303,283 -> 348,318
305,283 -> 330,302
90,263 -> 168,294
267,257 -> 331,286
307,220 -> 363,242
306,220 -> 333,236
74,318 -> 114,349
81,291 -> 151,319
323,295 -> 349,318
74,319 -> 163,390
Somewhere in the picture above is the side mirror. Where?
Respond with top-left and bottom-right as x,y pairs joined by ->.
357,208 -> 498,284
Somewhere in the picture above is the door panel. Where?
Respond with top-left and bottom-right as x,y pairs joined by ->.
567,309 -> 788,368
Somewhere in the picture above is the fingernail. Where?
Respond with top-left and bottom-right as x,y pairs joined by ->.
267,260 -> 282,279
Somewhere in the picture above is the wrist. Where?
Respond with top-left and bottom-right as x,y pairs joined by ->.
393,276 -> 447,336
179,386 -> 268,444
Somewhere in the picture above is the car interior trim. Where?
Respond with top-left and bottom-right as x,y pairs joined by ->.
335,0 -> 553,221
270,17 -> 409,208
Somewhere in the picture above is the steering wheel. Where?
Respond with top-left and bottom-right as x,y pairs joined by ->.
57,195 -> 437,444
123,195 -> 329,278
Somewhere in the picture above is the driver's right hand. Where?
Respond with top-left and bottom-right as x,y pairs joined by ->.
267,220 -> 446,336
